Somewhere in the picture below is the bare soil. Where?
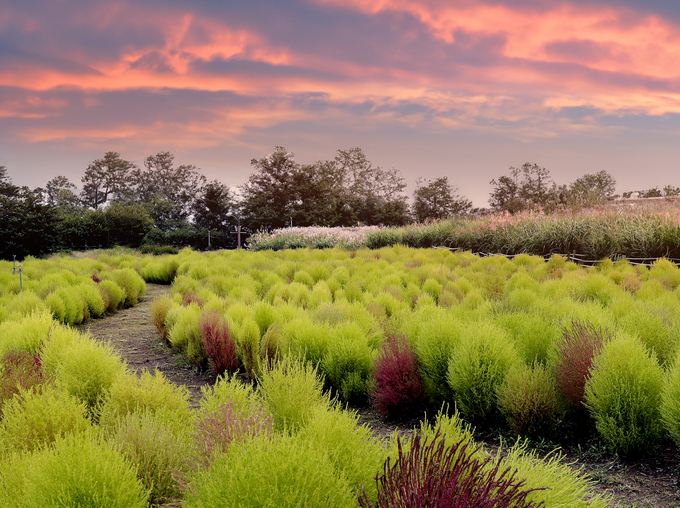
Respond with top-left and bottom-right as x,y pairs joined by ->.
82,284 -> 680,507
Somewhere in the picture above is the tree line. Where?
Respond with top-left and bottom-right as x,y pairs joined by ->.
0,147 -> 668,260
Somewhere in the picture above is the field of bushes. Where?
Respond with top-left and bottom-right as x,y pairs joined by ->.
3,246 -> 680,505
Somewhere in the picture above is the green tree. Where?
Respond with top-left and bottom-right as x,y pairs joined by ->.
105,203 -> 153,247
131,152 -> 206,223
0,165 -> 20,198
489,163 -> 557,212
563,171 -> 616,208
0,187 -> 59,259
412,176 -> 472,222
240,147 -> 302,230
44,175 -> 80,210
81,152 -> 136,210
192,181 -> 234,231
334,148 -> 410,226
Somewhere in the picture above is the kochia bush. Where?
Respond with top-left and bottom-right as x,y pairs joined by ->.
199,310 -> 238,376
447,322 -> 521,425
585,334 -> 665,455
369,333 -> 425,421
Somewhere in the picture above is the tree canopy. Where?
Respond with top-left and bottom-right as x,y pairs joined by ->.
412,176 -> 472,222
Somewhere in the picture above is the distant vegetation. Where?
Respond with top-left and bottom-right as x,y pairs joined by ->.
1,150 -> 679,260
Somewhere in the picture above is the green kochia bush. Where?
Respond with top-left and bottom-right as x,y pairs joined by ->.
0,385 -> 90,454
184,433 -> 358,508
497,362 -> 561,437
585,334 -> 665,455
660,350 -> 680,446
0,431 -> 149,508
323,323 -> 374,403
447,322 -> 521,424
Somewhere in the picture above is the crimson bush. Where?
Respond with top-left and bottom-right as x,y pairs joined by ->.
553,320 -> 610,408
359,431 -> 543,508
198,310 -> 239,376
369,334 -> 425,420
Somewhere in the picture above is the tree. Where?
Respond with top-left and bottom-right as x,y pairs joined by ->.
192,181 -> 234,231
334,148 -> 410,226
489,163 -> 557,212
105,203 -> 153,247
240,147 -> 302,230
131,152 -> 206,227
564,171 -> 616,208
44,175 -> 80,210
0,187 -> 59,260
81,152 -> 136,210
412,176 -> 472,222
0,166 -> 19,198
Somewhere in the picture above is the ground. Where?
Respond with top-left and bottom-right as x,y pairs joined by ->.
82,283 -> 680,507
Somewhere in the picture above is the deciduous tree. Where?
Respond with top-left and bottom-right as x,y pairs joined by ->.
81,152 -> 136,210
413,176 -> 472,222
489,163 -> 557,212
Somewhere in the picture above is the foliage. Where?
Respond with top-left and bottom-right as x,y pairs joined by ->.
359,430 -> 542,508
552,320 -> 610,408
0,431 -> 149,508
412,176 -> 472,222
660,350 -> 680,446
369,333 -> 426,420
497,362 -> 561,437
0,350 -> 44,417
0,384 -> 90,454
190,398 -> 273,469
183,432 -> 357,508
110,410 -> 189,505
446,322 -> 521,424
585,334 -> 665,455
257,356 -> 332,433
199,310 -> 239,375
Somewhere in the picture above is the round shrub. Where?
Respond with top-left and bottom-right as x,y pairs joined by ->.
369,333 -> 425,421
585,334 -> 665,455
99,279 -> 125,312
184,433 -> 356,508
447,322 -> 521,425
0,385 -> 90,454
14,432 -> 149,508
660,351 -> 680,446
497,362 -> 561,438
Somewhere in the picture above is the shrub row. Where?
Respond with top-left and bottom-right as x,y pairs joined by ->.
0,312 -> 608,507
154,247 -> 680,456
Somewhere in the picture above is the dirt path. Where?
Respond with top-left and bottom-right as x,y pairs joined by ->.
82,284 -> 214,408
81,284 -> 680,507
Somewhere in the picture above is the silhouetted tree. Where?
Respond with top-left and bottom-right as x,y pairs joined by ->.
81,152 -> 136,209
44,175 -> 80,210
489,163 -> 556,212
193,181 -> 235,231
413,176 -> 472,222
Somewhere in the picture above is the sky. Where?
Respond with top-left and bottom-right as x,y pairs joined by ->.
2,0 -> 680,207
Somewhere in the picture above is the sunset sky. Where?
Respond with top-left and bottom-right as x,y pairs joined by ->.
2,0 -> 680,206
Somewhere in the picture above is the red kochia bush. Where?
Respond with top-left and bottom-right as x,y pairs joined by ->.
553,320 -> 610,408
369,334 -> 425,420
0,350 -> 44,416
190,399 -> 273,469
198,311 -> 238,376
359,431 -> 544,508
